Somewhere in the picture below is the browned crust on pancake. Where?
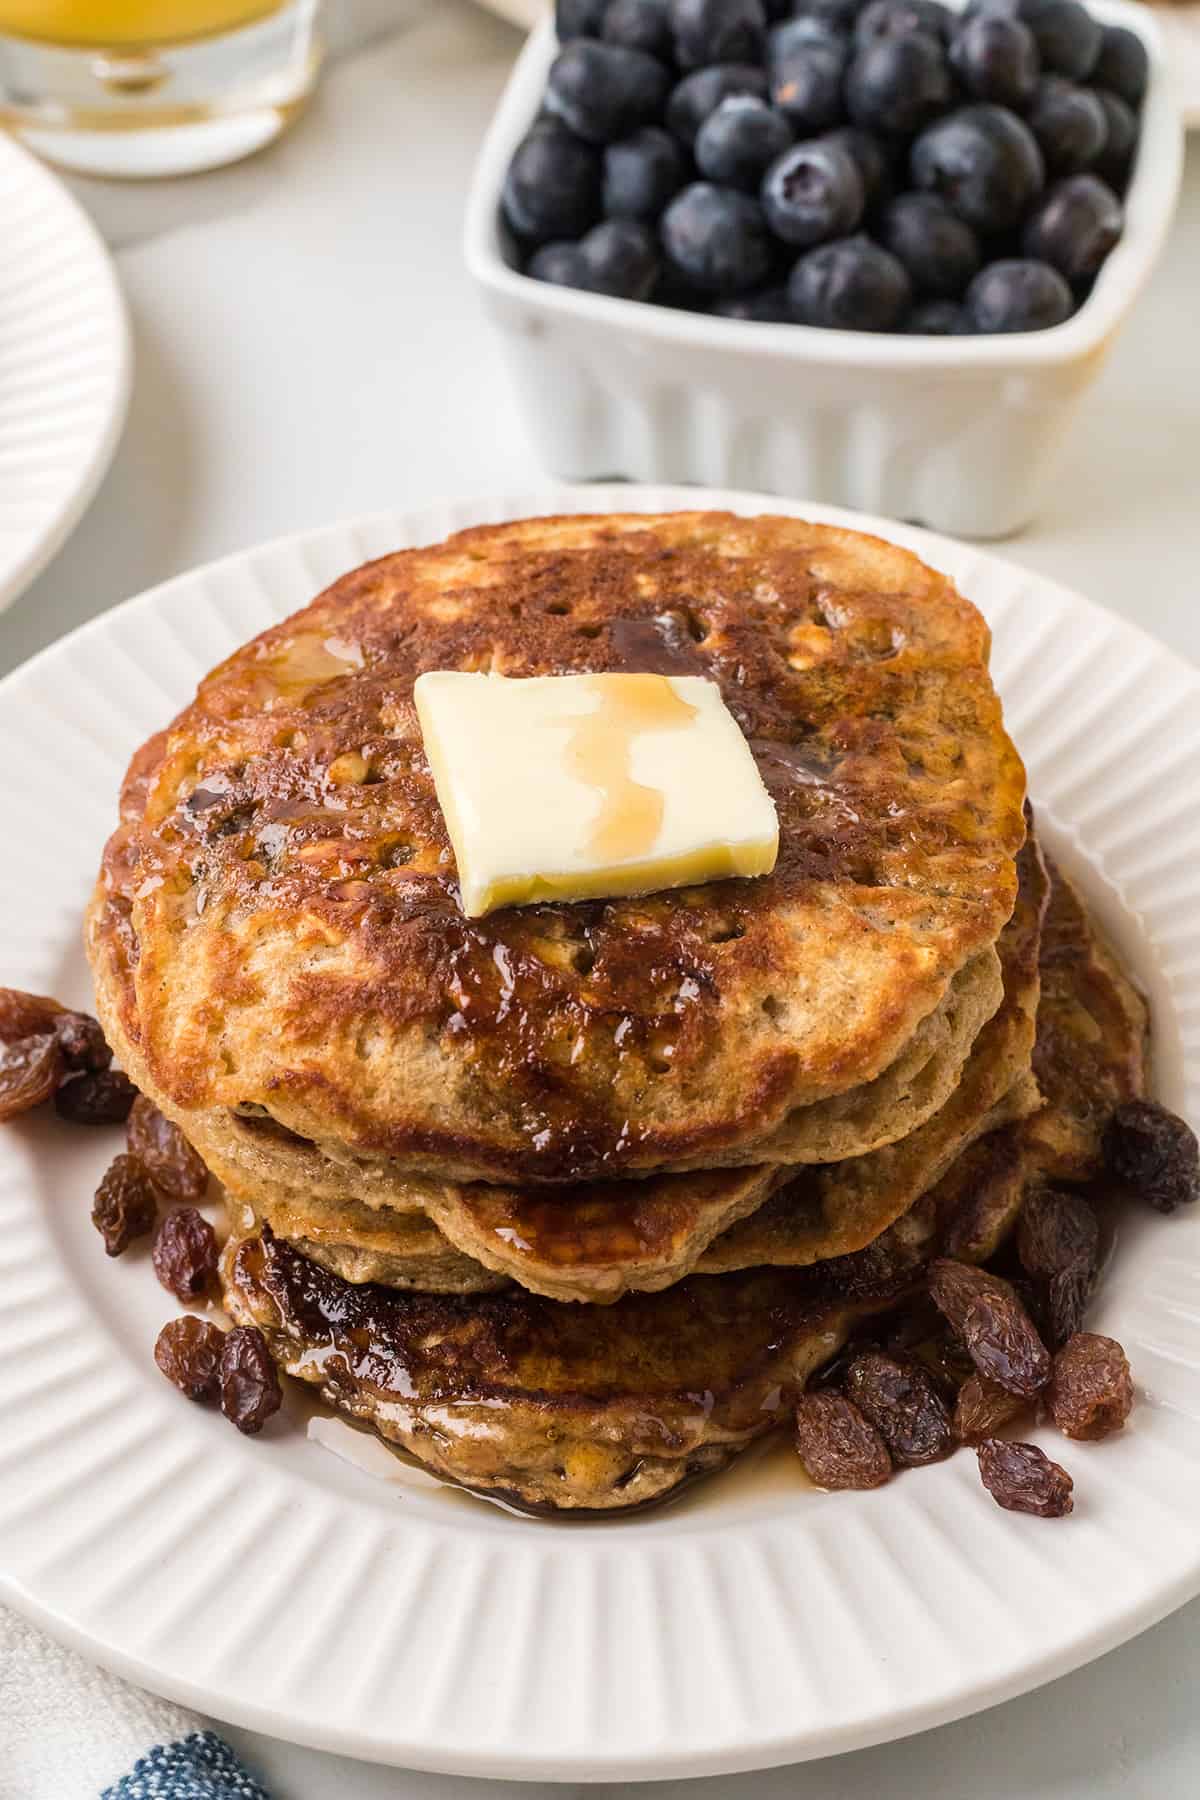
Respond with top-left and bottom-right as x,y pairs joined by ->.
89,511 -> 1025,1184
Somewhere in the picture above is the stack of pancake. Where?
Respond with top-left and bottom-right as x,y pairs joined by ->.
86,512 -> 1147,1513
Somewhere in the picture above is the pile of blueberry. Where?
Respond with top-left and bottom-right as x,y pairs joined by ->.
500,0 -> 1147,334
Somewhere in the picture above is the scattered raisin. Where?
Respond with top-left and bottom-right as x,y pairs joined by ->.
954,1373 -> 1024,1443
0,1034 -> 65,1121
1047,1332 -> 1134,1441
1016,1187 -> 1100,1348
844,1350 -> 953,1467
1103,1099 -> 1199,1214
218,1326 -> 282,1435
128,1095 -> 208,1204
794,1391 -> 893,1490
152,1206 -> 218,1301
54,1069 -> 138,1125
927,1257 -> 1009,1334
1018,1187 -> 1100,1281
154,1315 -> 224,1402
907,1331 -> 975,1398
976,1438 -> 1074,1517
0,986 -> 63,1043
92,1153 -> 158,1255
930,1258 -> 1052,1398
54,1011 -> 113,1074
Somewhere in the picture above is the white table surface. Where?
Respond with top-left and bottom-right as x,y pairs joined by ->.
2,2 -> 1198,1792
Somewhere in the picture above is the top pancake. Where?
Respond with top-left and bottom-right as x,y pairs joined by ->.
87,511 -> 1025,1185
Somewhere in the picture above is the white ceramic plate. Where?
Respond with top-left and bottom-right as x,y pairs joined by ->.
1,486 -> 1199,1784
0,134 -> 130,614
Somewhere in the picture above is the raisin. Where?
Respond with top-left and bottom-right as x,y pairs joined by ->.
128,1095 -> 209,1204
1018,1188 -> 1099,1281
54,1011 -> 113,1074
1103,1099 -> 1199,1214
907,1331 -> 975,1398
976,1438 -> 1074,1517
927,1257 -> 1010,1334
154,1315 -> 224,1402
1016,1187 -> 1100,1348
218,1326 -> 282,1435
1047,1332 -> 1134,1441
152,1206 -> 218,1301
0,986 -> 63,1043
929,1258 -> 1052,1398
794,1391 -> 893,1490
92,1153 -> 158,1255
954,1373 -> 1024,1443
844,1350 -> 953,1467
54,1069 -> 138,1125
0,1034 -> 65,1121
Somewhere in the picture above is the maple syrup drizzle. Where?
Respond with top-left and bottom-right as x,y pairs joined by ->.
561,674 -> 697,862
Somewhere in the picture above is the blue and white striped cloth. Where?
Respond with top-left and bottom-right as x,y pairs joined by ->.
0,1607 -> 269,1800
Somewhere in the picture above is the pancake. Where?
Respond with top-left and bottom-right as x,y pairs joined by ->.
227,830 -> 1044,1302
89,511 -> 1025,1187
220,852 -> 1147,1514
221,1161 -> 1011,1515
937,856 -> 1148,1263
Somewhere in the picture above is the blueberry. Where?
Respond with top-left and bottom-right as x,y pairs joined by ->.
527,242 -> 592,288
1094,91 -> 1137,190
1022,172 -> 1122,280
661,181 -> 775,291
767,35 -> 846,132
557,0 -> 608,38
768,14 -> 848,57
604,125 -> 687,217
1028,76 -> 1107,173
790,0 -> 865,34
712,282 -> 794,318
911,104 -> 1044,234
949,16 -> 1039,108
964,256 -> 1073,329
1018,0 -> 1101,79
821,125 -> 893,204
671,0 -> 767,68
905,297 -> 970,330
696,95 -> 793,188
762,139 -> 865,246
666,62 -> 768,143
789,233 -> 912,328
578,218 -> 662,294
846,33 -> 952,135
1092,25 -> 1149,108
502,125 -> 602,243
878,191 -> 981,294
601,0 -> 674,56
545,41 -> 672,143
855,0 -> 953,46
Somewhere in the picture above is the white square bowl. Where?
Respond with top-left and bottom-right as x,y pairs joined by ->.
464,0 -> 1182,539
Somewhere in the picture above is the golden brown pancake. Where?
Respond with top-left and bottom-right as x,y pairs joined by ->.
89,511 -> 1024,1187
227,831 -> 1044,1302
220,853 -> 1147,1514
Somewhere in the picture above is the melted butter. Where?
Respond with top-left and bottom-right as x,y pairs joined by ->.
561,674 -> 697,862
413,670 -> 778,919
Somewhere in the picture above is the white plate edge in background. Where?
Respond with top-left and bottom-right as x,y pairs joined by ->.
0,132 -> 131,614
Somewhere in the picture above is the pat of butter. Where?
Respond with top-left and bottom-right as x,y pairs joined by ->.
414,670 -> 779,919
